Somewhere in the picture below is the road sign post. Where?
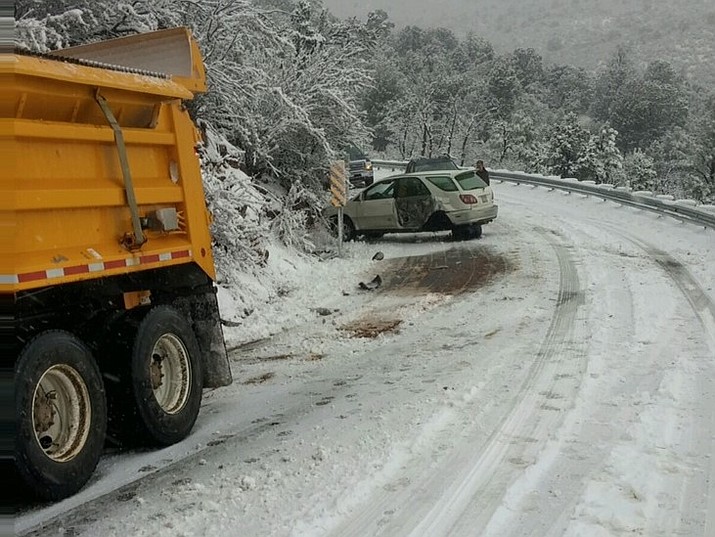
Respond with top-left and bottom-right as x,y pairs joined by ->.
329,160 -> 347,256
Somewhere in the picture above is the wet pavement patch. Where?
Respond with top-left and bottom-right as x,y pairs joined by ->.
379,246 -> 515,295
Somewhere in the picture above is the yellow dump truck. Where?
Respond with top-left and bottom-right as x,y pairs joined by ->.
1,28 -> 232,501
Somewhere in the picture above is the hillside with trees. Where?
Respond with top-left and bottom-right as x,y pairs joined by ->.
324,0 -> 715,87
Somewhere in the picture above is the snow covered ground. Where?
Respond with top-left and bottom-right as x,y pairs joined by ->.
15,169 -> 715,537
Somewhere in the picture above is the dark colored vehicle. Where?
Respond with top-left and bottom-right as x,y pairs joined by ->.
405,155 -> 459,174
345,146 -> 374,188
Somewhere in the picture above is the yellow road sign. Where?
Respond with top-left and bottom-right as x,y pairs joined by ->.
330,160 -> 347,207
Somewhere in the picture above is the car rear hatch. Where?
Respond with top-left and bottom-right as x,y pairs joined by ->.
453,170 -> 493,206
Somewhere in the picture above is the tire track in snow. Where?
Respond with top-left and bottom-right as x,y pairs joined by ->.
415,229 -> 588,537
606,228 -> 715,537
472,186 -> 714,536
477,218 -> 705,537
323,229 -> 588,537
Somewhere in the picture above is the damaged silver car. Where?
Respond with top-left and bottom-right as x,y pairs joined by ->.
326,169 -> 498,241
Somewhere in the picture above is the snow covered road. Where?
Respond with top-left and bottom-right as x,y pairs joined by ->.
16,176 -> 715,537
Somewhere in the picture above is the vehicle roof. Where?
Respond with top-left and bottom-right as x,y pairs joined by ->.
381,168 -> 471,180
407,155 -> 455,162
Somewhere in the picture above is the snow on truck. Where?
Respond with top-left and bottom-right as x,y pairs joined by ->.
1,28 -> 232,501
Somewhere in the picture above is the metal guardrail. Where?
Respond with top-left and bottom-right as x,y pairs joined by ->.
371,160 -> 715,230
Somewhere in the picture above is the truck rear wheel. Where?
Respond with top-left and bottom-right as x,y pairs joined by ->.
15,331 -> 107,501
125,306 -> 203,446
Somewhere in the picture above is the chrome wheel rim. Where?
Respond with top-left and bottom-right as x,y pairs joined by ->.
32,364 -> 92,462
149,334 -> 191,414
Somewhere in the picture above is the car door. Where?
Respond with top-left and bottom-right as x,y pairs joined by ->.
394,176 -> 435,229
353,179 -> 397,230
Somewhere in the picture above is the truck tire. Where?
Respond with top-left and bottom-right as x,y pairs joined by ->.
15,331 -> 107,501
125,306 -> 203,446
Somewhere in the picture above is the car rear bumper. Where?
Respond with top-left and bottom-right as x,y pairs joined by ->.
448,204 -> 498,226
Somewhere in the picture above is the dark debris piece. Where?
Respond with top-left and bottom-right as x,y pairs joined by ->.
358,274 -> 382,291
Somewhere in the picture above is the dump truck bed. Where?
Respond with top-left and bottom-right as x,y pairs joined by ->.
0,29 -> 214,293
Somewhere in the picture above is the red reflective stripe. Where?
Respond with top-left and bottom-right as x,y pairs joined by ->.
140,254 -> 161,264
12,250 -> 192,285
18,271 -> 47,283
63,265 -> 90,276
104,259 -> 127,269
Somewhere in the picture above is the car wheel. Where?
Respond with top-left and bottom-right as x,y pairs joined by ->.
472,224 -> 483,239
329,215 -> 356,241
424,211 -> 452,232
451,225 -> 471,241
363,232 -> 384,240
15,331 -> 107,501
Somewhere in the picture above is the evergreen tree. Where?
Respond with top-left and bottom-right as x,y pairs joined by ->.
623,150 -> 658,191
544,64 -> 594,114
509,48 -> 545,90
646,127 -> 694,196
486,55 -> 521,120
689,93 -> 715,202
575,126 -> 623,184
540,113 -> 591,178
609,63 -> 688,151
592,46 -> 636,122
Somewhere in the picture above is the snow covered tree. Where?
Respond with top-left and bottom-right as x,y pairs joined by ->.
688,93 -> 715,202
454,32 -> 494,66
645,127 -> 694,196
592,46 -> 637,122
539,113 -> 591,178
623,150 -> 658,191
577,126 -> 624,184
486,56 -> 521,120
593,57 -> 689,152
484,93 -> 548,166
198,122 -> 272,279
15,0 -> 180,50
509,48 -> 545,90
453,80 -> 496,165
543,64 -> 594,115
360,60 -> 400,151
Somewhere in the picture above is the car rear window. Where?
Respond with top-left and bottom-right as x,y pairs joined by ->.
426,176 -> 459,192
455,171 -> 488,190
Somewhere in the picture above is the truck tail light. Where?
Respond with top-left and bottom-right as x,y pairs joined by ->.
459,194 -> 479,204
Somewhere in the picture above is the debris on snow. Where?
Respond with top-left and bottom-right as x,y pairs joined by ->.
312,447 -> 328,462
311,307 -> 337,316
358,274 -> 382,291
238,476 -> 257,491
340,317 -> 402,339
